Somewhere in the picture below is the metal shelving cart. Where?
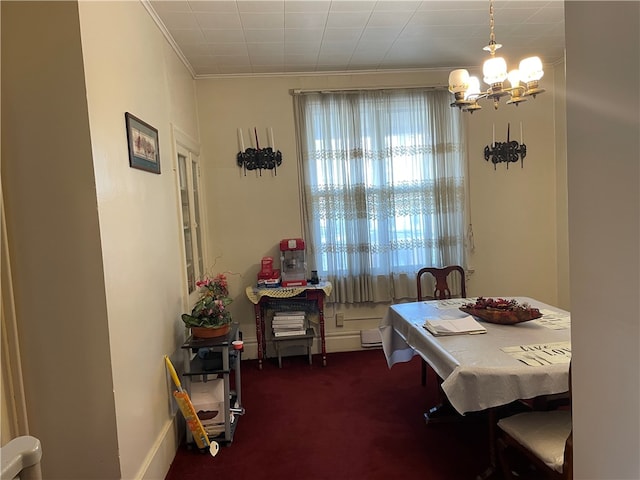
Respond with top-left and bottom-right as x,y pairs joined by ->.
180,323 -> 243,446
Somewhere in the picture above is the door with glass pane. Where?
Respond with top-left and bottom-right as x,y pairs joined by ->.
177,145 -> 205,296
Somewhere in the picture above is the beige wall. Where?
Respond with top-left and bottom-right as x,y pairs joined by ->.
465,66 -> 561,304
1,1 -> 120,478
2,1 -> 200,478
553,61 -> 570,310
565,2 -> 639,478
78,2 -> 201,479
196,67 -> 567,355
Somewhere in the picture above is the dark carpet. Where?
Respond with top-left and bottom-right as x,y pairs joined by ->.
165,349 -> 492,480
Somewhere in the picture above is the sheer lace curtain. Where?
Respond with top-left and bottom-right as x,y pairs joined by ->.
293,89 -> 467,304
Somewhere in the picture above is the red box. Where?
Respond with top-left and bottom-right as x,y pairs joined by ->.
258,268 -> 280,280
257,269 -> 281,288
260,256 -> 274,274
280,238 -> 305,251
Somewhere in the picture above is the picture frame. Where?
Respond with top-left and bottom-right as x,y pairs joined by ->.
125,112 -> 160,174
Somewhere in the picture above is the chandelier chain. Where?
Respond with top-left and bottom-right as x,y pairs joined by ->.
488,0 -> 496,52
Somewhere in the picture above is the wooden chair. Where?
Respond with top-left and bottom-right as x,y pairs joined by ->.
416,266 -> 466,386
497,364 -> 573,479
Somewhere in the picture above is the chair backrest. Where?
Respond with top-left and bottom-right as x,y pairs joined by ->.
417,265 -> 466,301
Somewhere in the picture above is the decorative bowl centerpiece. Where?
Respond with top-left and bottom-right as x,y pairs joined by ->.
460,297 -> 542,325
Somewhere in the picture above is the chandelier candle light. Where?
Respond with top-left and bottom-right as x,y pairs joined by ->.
448,0 -> 545,113
484,122 -> 527,169
236,127 -> 282,175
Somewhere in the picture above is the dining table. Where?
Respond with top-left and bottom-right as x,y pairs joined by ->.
379,296 -> 571,479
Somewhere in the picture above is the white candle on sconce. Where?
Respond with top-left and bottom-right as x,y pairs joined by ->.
492,123 -> 495,146
269,127 -> 275,150
520,122 -> 524,144
238,128 -> 245,151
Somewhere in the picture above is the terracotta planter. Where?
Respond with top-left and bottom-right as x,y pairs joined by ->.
191,324 -> 231,339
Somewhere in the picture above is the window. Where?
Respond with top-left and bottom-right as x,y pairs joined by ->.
293,89 -> 467,303
176,140 -> 205,299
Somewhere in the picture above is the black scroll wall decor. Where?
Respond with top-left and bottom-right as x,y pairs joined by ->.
484,122 -> 527,170
236,127 -> 282,176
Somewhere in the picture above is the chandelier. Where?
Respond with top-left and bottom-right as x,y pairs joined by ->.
448,0 -> 545,113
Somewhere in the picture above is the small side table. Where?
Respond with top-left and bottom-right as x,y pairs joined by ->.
245,282 -> 332,369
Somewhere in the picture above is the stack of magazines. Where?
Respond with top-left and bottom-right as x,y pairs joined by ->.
272,311 -> 307,337
423,315 -> 487,336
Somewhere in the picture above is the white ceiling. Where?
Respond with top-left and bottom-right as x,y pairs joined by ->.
147,0 -> 565,78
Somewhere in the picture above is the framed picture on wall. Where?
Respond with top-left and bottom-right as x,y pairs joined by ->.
125,112 -> 160,174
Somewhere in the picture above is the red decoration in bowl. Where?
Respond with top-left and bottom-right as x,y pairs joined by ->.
460,297 -> 542,325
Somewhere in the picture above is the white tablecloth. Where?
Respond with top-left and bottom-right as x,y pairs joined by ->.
379,297 -> 571,414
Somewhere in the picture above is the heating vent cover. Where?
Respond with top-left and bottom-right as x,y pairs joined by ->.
360,329 -> 382,348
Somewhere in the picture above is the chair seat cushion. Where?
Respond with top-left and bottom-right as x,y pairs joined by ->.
498,410 -> 572,473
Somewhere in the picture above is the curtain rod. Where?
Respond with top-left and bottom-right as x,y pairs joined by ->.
290,85 -> 447,95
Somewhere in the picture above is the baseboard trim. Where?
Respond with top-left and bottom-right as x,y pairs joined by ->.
136,415 -> 179,480
239,329 -> 376,359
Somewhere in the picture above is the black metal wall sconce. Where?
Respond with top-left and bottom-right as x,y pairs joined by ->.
484,122 -> 527,169
236,127 -> 282,176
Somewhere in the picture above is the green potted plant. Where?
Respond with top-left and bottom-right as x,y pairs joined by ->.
182,273 -> 233,338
